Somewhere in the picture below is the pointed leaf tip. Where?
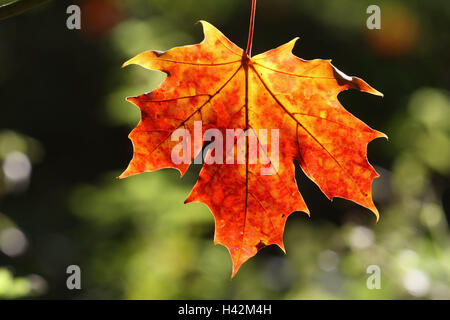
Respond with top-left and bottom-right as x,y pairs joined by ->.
288,37 -> 300,51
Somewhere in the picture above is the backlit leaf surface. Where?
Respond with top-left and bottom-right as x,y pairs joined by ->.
120,21 -> 386,276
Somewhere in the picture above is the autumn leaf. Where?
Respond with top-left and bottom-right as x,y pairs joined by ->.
119,4 -> 386,277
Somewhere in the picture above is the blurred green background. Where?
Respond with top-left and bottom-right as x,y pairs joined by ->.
0,0 -> 449,299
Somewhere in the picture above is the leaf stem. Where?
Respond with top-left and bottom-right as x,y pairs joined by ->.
245,0 -> 257,57
0,0 -> 51,21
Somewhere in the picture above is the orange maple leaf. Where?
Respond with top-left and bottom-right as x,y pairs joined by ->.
119,4 -> 386,277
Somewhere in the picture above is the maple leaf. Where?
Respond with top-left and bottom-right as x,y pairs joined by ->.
119,3 -> 386,277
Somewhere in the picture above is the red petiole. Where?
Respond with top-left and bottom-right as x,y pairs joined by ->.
245,0 -> 257,57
